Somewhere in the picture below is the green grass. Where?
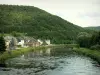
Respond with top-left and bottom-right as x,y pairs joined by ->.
73,48 -> 100,63
0,46 -> 47,64
0,44 -> 81,64
0,44 -> 68,64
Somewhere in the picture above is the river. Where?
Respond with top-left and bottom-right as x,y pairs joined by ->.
0,47 -> 100,75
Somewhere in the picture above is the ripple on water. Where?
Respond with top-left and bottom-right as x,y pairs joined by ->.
0,47 -> 100,75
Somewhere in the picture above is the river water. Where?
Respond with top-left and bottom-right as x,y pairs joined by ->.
0,47 -> 100,75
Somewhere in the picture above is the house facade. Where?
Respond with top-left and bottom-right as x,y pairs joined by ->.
4,36 -> 51,50
4,36 -> 17,50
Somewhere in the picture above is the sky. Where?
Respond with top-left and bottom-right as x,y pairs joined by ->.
0,0 -> 100,27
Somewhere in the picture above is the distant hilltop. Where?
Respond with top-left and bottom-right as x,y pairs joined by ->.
84,26 -> 100,31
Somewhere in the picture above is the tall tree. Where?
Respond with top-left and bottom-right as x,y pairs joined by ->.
0,36 -> 6,52
90,31 -> 100,46
77,32 -> 91,48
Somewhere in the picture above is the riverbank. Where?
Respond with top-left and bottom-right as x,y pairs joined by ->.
73,48 -> 100,64
0,46 -> 48,64
0,44 -> 69,64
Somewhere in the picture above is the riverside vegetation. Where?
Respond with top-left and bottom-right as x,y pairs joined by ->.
0,4 -> 100,65
77,31 -> 100,50
74,31 -> 100,63
0,44 -> 69,64
73,48 -> 100,64
0,46 -> 49,64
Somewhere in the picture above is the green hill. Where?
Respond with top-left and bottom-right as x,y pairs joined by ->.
84,26 -> 100,31
0,5 -> 89,44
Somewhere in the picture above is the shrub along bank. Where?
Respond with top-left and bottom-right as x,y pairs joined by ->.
73,48 -> 100,64
0,46 -> 48,64
0,44 -> 68,64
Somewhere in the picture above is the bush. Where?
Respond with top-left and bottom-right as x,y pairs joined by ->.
17,45 -> 21,48
90,44 -> 100,50
77,32 -> 91,48
0,36 -> 6,52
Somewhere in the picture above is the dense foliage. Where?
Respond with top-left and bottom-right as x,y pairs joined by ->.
77,32 -> 91,48
77,32 -> 100,50
0,36 -> 6,52
0,5 -> 90,44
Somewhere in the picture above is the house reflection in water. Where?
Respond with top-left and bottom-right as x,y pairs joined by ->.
45,48 -> 51,55
21,48 -> 51,59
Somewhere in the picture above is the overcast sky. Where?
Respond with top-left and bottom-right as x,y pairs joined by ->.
0,0 -> 100,27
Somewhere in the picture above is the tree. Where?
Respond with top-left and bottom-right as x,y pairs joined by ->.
0,36 -> 6,52
90,31 -> 100,46
77,32 -> 91,48
0,5 -> 86,44
11,31 -> 21,37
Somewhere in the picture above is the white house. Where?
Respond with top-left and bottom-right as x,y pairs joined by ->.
37,39 -> 51,45
17,40 -> 25,47
5,40 -> 10,50
38,39 -> 43,45
45,40 -> 50,45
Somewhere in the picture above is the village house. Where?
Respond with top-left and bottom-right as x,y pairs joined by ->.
38,39 -> 51,45
4,36 -> 17,50
4,36 -> 51,50
16,37 -> 25,48
37,39 -> 43,45
17,40 -> 24,47
5,40 -> 10,50
24,37 -> 36,47
45,40 -> 50,45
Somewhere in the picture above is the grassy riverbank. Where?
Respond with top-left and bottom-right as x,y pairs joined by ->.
0,46 -> 48,64
73,48 -> 100,64
0,44 -> 68,63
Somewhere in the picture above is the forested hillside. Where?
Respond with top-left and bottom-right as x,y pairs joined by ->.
0,5 -> 89,44
84,26 -> 100,31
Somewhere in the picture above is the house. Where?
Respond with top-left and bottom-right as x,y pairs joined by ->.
17,40 -> 24,47
4,36 -> 50,50
45,40 -> 50,45
4,36 -> 17,50
16,37 -> 29,48
16,36 -> 41,47
35,41 -> 41,47
5,40 -> 10,50
24,37 -> 40,47
4,36 -> 12,50
26,40 -> 41,47
37,39 -> 43,45
9,37 -> 17,50
38,39 -> 51,45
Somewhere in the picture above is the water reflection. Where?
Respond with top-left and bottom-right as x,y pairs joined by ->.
0,63 -> 6,67
22,47 -> 74,58
0,47 -> 100,75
